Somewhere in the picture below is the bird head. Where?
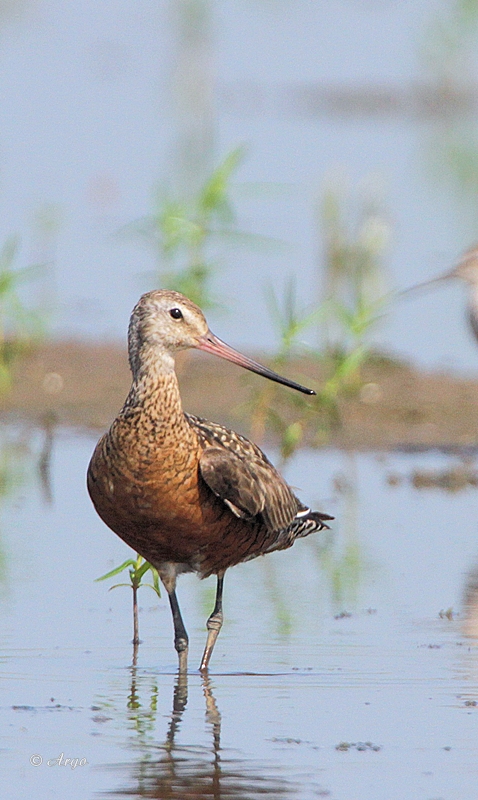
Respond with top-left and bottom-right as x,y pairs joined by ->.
128,289 -> 315,395
453,246 -> 478,285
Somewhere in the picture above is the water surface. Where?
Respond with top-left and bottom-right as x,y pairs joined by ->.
1,427 -> 478,798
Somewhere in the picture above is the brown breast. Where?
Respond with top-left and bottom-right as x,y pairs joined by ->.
87,410 -> 275,576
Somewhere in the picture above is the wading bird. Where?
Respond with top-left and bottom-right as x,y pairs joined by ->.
88,290 -> 332,672
401,245 -> 478,343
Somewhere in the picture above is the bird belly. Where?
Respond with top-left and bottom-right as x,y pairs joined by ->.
87,435 -> 243,571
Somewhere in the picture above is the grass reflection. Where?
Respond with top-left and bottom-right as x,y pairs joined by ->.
0,423 -> 54,586
127,664 -> 159,746
261,558 -> 293,637
317,454 -> 366,615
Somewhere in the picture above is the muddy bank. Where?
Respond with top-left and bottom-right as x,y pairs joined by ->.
4,341 -> 478,451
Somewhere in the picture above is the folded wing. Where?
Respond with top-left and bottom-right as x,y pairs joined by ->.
188,413 -> 304,531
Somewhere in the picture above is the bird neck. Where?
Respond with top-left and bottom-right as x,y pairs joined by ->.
123,348 -> 187,427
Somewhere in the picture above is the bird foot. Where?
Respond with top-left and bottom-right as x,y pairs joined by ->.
175,633 -> 189,673
199,615 -> 223,672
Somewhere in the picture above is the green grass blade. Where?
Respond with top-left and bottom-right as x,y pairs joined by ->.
95,559 -> 135,582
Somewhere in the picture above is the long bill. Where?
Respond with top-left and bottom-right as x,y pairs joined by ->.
397,269 -> 457,300
196,331 -> 316,396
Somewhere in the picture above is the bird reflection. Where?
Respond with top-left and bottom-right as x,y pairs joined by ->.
105,668 -> 293,799
164,670 -> 188,753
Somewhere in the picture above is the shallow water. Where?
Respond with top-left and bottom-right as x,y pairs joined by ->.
1,426 -> 478,798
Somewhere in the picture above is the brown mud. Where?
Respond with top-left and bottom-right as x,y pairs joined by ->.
4,341 -> 478,451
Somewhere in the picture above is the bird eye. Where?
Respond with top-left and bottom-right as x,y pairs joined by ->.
169,308 -> 183,320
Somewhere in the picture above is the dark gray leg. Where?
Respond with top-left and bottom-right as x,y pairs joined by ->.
168,589 -> 189,673
199,572 -> 225,672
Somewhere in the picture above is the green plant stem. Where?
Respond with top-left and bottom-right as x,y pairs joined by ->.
132,583 -> 139,646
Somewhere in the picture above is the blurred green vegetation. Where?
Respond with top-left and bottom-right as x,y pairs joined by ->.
127,148 -> 245,309
422,0 -> 478,224
426,121 -> 478,226
242,179 -> 391,462
422,0 -> 478,81
321,178 -> 390,354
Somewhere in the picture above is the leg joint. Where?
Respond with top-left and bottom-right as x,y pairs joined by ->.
206,611 -> 223,633
174,634 -> 189,654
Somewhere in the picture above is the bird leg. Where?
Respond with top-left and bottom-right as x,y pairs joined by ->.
168,589 -> 189,673
200,572 -> 225,672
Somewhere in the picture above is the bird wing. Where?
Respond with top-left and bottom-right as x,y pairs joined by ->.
186,413 -> 304,531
